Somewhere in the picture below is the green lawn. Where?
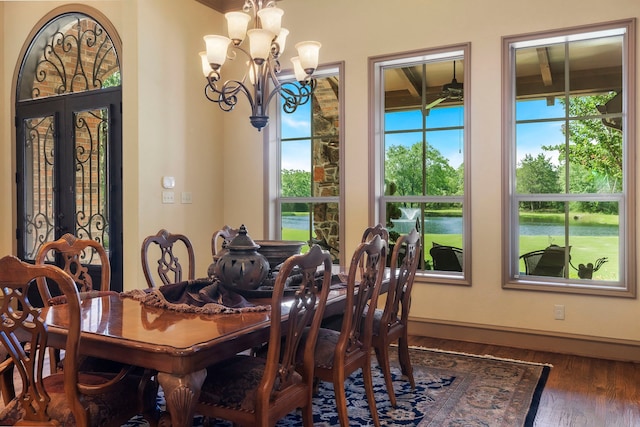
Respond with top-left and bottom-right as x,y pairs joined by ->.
281,208 -> 620,281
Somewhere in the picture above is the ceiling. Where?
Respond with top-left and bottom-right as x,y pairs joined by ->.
196,0 -> 253,13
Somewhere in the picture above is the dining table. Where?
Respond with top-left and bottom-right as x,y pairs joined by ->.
44,269 -> 390,427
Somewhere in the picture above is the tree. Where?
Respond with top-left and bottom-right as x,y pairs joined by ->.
516,153 -> 561,210
543,94 -> 622,193
281,169 -> 311,198
385,142 -> 460,197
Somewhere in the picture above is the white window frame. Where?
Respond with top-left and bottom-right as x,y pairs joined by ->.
265,62 -> 345,265
502,20 -> 636,297
369,44 -> 471,285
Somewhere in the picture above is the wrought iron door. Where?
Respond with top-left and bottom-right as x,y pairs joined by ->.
15,88 -> 123,290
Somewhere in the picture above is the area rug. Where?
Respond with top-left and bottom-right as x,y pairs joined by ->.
124,346 -> 550,427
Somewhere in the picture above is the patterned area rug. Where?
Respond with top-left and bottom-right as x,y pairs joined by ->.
124,346 -> 550,427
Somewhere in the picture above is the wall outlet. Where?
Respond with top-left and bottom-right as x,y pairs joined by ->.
162,190 -> 175,204
554,304 -> 565,320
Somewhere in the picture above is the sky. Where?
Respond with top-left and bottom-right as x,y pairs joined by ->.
280,96 -> 567,172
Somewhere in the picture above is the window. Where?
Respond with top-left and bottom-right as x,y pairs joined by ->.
503,20 -> 636,296
15,10 -> 123,290
271,63 -> 343,264
371,45 -> 470,283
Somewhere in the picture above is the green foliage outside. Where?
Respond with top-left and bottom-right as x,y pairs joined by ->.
281,169 -> 311,197
282,95 -> 622,278
102,71 -> 121,88
385,143 -> 463,197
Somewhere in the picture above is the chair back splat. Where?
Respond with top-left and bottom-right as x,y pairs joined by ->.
372,227 -> 421,407
195,245 -> 333,427
361,223 -> 389,244
141,229 -> 195,288
313,234 -> 387,427
35,232 -> 111,301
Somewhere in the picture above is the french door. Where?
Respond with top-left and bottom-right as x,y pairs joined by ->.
15,88 -> 123,290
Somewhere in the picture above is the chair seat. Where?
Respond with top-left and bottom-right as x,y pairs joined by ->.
200,355 -> 302,413
312,328 -> 341,368
0,371 -> 154,426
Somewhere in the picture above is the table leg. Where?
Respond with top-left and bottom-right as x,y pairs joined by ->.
157,369 -> 207,427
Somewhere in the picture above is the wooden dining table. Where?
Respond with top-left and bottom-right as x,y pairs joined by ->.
44,271 -> 389,427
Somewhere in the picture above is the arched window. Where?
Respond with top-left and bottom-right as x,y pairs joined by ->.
15,9 -> 123,290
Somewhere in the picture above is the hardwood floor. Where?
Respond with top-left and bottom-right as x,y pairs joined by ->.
408,336 -> 640,427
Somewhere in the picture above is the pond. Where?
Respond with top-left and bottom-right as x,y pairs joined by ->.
282,215 -> 619,237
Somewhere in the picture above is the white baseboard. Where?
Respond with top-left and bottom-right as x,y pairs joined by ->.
408,317 -> 640,363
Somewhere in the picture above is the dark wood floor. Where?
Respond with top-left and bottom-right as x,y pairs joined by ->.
408,336 -> 640,427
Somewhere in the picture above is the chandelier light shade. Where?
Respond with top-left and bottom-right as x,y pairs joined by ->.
201,0 -> 321,131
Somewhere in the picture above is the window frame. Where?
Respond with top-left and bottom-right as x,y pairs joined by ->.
502,19 -> 636,297
369,43 -> 472,285
266,62 -> 345,266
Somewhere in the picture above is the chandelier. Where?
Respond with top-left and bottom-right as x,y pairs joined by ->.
200,0 -> 321,131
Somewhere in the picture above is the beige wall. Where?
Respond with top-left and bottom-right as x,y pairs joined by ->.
271,0 -> 640,344
1,0 -> 227,287
1,0 -> 640,348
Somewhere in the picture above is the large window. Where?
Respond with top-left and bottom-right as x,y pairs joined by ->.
272,64 -> 343,264
503,20 -> 636,296
371,45 -> 470,283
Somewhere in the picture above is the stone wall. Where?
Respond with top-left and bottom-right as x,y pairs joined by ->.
310,78 -> 341,261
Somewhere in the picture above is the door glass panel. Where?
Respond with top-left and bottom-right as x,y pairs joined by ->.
23,115 -> 56,261
74,108 -> 110,264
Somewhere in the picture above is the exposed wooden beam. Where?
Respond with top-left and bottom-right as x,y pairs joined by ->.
536,47 -> 553,87
516,66 -> 622,98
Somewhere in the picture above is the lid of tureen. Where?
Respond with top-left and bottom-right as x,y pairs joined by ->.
226,224 -> 260,250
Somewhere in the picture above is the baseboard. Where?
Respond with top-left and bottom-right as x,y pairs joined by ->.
408,317 -> 640,363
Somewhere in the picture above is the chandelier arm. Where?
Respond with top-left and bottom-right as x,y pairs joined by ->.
263,80 -> 314,115
205,74 -> 256,112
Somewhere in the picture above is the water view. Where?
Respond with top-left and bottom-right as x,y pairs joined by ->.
283,215 -> 618,236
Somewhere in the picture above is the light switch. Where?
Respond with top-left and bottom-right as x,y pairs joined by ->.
162,191 -> 175,204
181,192 -> 192,204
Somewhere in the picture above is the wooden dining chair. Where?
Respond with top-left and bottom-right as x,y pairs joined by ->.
211,224 -> 239,260
195,244 -> 333,427
35,233 -> 120,374
0,347 -> 15,406
370,227 -> 421,407
311,234 -> 387,427
141,228 -> 195,288
0,255 -> 155,427
361,223 -> 390,243
321,223 -> 389,332
35,233 -> 111,298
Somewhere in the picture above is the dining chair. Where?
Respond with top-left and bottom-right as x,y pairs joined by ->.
211,224 -> 239,261
311,234 -> 387,427
0,255 -> 156,427
370,227 -> 421,407
208,225 -> 239,278
0,347 -> 15,406
195,244 -> 333,427
34,233 -> 120,374
321,223 -> 389,332
141,228 -> 196,288
361,223 -> 390,243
